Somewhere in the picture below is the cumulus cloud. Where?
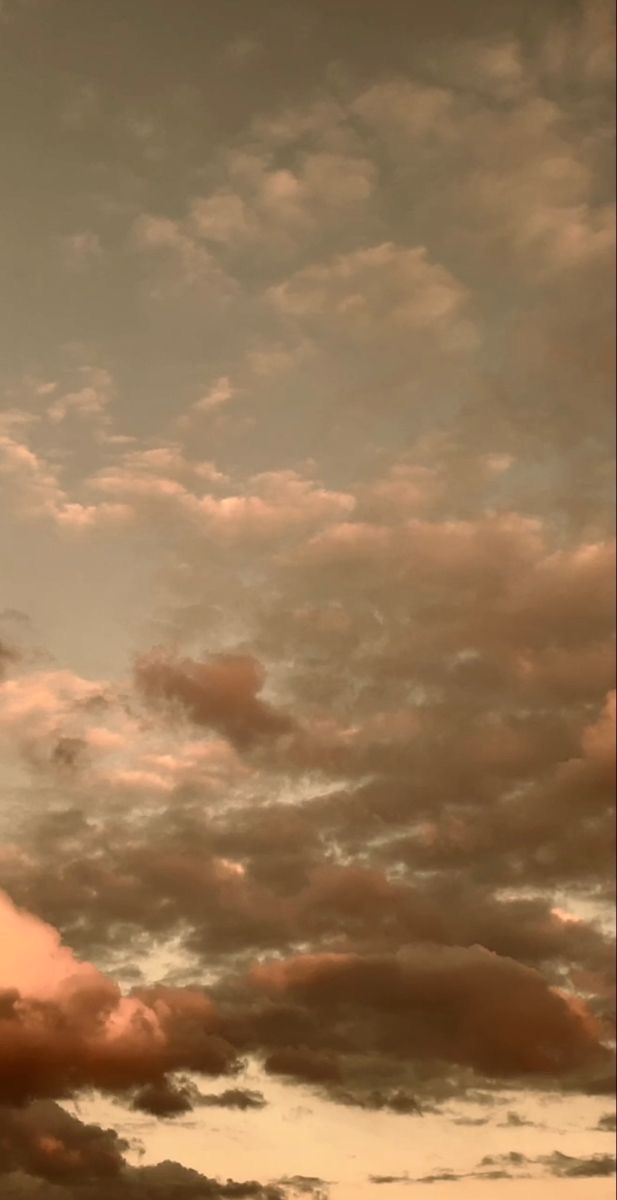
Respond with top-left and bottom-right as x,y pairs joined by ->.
0,890 -> 242,1108
0,1101 -> 128,1184
132,214 -> 225,289
267,242 -> 476,350
0,428 -> 130,530
246,946 -> 608,1084
189,148 -> 375,256
0,1100 -> 288,1198
1,871 -> 611,1125
0,901 -> 314,1196
86,458 -> 355,544
46,367 -> 113,426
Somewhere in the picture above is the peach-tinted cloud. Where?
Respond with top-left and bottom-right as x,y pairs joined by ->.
268,243 -> 476,349
248,946 -> 609,1081
0,889 -> 101,1001
0,890 -> 238,1108
189,149 -> 375,253
134,651 -> 295,748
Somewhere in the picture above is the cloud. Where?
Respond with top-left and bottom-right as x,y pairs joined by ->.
0,637 -> 21,678
246,946 -> 608,1084
190,149 -> 375,253
132,215 -> 214,283
267,243 -> 476,349
191,376 -> 236,416
0,890 -> 242,1109
134,651 -> 296,748
369,1148 -> 616,1185
353,78 -> 455,140
277,1177 -> 330,1199
10,789 -> 612,989
0,1100 -> 128,1183
0,427 -> 131,530
62,231 -> 103,267
88,459 -> 355,544
199,1087 -> 267,1111
0,420 -> 613,1121
2,843 -> 611,1120
0,1100 -> 288,1198
482,1149 -> 617,1179
0,666 -> 117,774
497,1110 -> 537,1128
130,1080 -> 266,1117
541,1150 -> 616,1178
46,367 -> 113,426
131,213 -> 236,301
0,1 -> 614,1189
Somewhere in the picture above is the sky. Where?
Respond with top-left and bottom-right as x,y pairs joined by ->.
0,1 -> 615,1198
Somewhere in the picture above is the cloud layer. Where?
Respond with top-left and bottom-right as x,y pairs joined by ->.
0,0 -> 614,1195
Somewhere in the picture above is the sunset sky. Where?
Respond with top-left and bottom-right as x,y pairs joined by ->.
0,1 -> 615,1197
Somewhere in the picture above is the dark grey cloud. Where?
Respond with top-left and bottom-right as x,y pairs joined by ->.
129,1080 -> 266,1118
541,1150 -> 617,1178
497,1110 -> 538,1128
369,1148 -> 617,1185
0,1101 -> 286,1198
277,1178 -> 330,1199
369,1175 -> 411,1186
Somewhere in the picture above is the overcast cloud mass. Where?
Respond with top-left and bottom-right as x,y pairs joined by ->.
0,1 -> 615,1197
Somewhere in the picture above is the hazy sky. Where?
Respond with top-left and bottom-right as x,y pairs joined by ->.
0,1 -> 615,1198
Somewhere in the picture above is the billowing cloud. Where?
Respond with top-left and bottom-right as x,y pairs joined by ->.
0,891 -> 241,1108
267,243 -> 476,350
246,946 -> 608,1082
0,1101 -> 289,1198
